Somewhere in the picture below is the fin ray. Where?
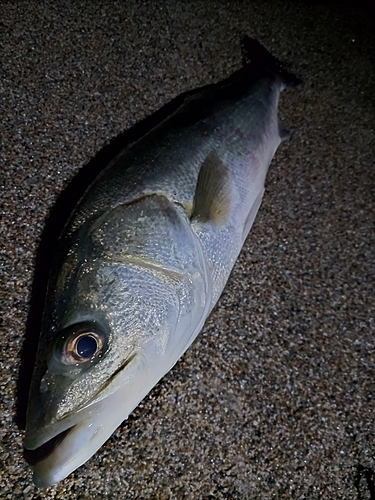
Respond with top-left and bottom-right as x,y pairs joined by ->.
192,151 -> 231,226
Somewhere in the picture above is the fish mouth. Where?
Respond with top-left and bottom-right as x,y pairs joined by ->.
24,352 -> 150,487
24,427 -> 73,467
24,415 -> 100,488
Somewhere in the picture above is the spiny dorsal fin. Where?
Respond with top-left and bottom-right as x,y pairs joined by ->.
192,151 -> 231,226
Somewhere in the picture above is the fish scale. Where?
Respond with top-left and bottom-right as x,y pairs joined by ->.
24,37 -> 301,487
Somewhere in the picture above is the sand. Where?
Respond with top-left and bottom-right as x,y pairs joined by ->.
1,0 -> 374,498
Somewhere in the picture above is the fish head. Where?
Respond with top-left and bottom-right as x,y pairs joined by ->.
24,233 -> 184,487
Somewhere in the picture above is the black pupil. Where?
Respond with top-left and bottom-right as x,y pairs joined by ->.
77,335 -> 98,358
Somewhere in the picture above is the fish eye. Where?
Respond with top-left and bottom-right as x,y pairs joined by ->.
61,324 -> 106,365
77,335 -> 98,358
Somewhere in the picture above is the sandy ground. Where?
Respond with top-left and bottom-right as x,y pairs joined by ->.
1,0 -> 375,498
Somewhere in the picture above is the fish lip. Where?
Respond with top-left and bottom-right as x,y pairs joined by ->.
24,393 -> 82,451
23,351 -> 150,487
26,418 -> 94,488
25,400 -> 124,487
23,426 -> 75,466
24,351 -> 138,451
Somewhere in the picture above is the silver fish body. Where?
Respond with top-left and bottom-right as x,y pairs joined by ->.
24,37 -> 301,487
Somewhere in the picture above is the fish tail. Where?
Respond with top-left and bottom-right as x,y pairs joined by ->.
241,36 -> 302,88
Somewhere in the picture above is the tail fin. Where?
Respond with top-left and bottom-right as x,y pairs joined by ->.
241,36 -> 302,88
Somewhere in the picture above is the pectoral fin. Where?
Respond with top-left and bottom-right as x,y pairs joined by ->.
191,151 -> 231,226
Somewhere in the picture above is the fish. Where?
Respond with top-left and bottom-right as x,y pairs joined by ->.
23,36 -> 302,487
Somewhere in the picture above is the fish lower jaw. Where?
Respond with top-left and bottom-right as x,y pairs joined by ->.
23,424 -> 78,487
24,419 -> 90,488
24,406 -> 125,488
24,360 -> 152,487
